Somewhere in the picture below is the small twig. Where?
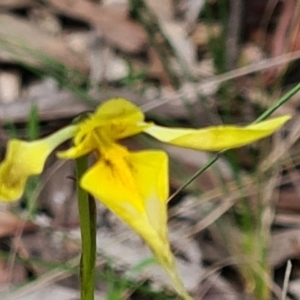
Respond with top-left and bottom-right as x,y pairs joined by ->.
281,260 -> 292,300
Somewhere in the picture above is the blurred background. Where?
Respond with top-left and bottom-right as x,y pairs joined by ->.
0,0 -> 300,299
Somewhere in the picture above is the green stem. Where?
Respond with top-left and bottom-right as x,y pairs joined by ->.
76,156 -> 97,300
169,154 -> 220,201
170,82 -> 300,198
254,81 -> 300,123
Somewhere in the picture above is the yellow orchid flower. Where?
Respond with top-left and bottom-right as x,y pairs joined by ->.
0,126 -> 76,201
0,98 -> 290,300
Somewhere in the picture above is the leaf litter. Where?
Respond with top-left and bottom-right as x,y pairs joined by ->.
1,0 -> 300,299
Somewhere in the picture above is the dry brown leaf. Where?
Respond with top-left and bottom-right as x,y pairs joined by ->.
39,159 -> 78,227
275,213 -> 300,226
0,260 -> 27,286
277,188 -> 300,213
0,0 -> 33,9
148,47 -> 172,86
0,210 -> 36,238
0,14 -> 88,73
47,0 -> 147,53
0,262 -> 8,285
270,229 -> 300,267
262,0 -> 299,85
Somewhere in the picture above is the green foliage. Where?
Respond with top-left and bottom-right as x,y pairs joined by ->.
119,67 -> 147,89
202,0 -> 228,73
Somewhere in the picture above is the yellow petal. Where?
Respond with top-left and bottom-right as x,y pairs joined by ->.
129,150 -> 168,238
0,125 -> 76,201
57,132 -> 96,159
80,145 -> 166,253
81,145 -> 191,299
144,115 -> 291,151
94,97 -> 144,125
80,98 -> 149,141
95,98 -> 151,140
58,98 -> 151,159
80,144 -> 168,234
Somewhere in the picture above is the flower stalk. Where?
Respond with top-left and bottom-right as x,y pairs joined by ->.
76,156 -> 97,300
